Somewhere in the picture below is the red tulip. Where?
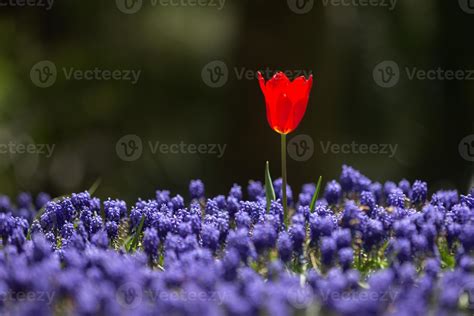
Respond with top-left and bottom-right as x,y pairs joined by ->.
258,71 -> 313,135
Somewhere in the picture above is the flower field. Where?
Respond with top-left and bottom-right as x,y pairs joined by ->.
1,165 -> 474,315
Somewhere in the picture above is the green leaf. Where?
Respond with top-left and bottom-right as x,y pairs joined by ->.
88,177 -> 102,196
265,161 -> 276,212
129,215 -> 146,252
124,235 -> 134,252
310,176 -> 323,212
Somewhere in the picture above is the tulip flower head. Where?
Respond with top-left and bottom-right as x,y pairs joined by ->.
258,71 -> 313,135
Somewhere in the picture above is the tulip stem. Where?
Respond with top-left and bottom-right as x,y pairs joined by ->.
281,133 -> 288,228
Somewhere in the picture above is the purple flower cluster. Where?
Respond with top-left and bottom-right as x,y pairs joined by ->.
0,168 -> 474,316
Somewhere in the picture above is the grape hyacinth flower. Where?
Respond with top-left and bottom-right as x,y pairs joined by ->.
412,180 -> 428,204
189,179 -> 205,200
143,227 -> 160,258
324,180 -> 342,205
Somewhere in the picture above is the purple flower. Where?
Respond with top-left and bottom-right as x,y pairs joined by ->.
0,195 -> 12,212
392,238 -> 412,262
338,247 -> 353,270
431,190 -> 459,209
324,180 -> 342,205
61,222 -> 75,239
247,181 -> 264,201
229,184 -> 242,200
298,192 -> 312,207
221,248 -> 241,281
91,230 -> 109,249
171,195 -> 185,211
239,201 -> 264,224
289,224 -> 305,253
16,192 -> 32,209
341,201 -> 365,231
411,234 -> 428,253
235,210 -> 252,229
104,198 -> 127,220
156,190 -> 171,206
189,179 -> 205,200
460,223 -> 474,252
252,222 -> 277,253
332,229 -> 352,250
321,237 -> 336,266
424,258 -> 440,278
398,179 -> 411,196
89,215 -> 103,235
309,214 -> 335,243
340,165 -> 360,192
201,223 -> 220,252
370,182 -> 383,203
143,227 -> 160,258
461,193 -> 474,208
226,228 -> 253,262
360,191 -> 376,211
384,181 -> 397,197
387,188 -> 406,208
10,227 -> 26,249
412,180 -> 428,204
393,219 -> 416,239
105,221 -> 118,239
0,213 -> 14,240
273,178 -> 293,206
35,192 -> 51,209
71,191 -> 91,210
277,231 -> 293,262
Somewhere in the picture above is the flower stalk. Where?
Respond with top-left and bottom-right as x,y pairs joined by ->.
281,133 -> 288,228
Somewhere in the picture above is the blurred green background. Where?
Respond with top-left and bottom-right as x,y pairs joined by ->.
0,0 -> 473,201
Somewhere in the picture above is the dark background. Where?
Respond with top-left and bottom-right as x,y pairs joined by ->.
0,0 -> 473,202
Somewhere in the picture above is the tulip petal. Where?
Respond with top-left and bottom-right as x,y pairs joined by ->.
258,71 -> 313,134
